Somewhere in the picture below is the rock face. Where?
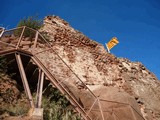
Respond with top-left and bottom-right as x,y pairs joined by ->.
39,15 -> 160,120
0,73 -> 20,104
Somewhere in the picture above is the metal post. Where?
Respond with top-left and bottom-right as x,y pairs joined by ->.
98,98 -> 105,120
36,69 -> 41,107
15,53 -> 34,108
33,31 -> 39,48
106,43 -> 110,53
86,98 -> 98,117
16,26 -> 25,49
129,105 -> 137,120
36,69 -> 44,108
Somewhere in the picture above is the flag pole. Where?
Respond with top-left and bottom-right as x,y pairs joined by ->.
0,27 -> 5,37
105,43 -> 110,53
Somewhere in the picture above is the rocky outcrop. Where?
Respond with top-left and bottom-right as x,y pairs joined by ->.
39,15 -> 160,120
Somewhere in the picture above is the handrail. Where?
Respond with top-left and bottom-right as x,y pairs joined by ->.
37,28 -> 97,98
0,26 -> 145,120
32,55 -> 92,120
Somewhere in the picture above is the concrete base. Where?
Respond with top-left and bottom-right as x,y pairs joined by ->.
29,108 -> 43,120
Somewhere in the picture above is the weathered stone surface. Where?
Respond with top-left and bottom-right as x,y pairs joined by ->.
38,15 -> 160,120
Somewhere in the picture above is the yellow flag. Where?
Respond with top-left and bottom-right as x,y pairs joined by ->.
106,37 -> 119,50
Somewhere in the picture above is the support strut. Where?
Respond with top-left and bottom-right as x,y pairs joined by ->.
36,69 -> 44,108
15,53 -> 34,108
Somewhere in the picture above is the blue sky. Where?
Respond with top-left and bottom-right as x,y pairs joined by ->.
0,0 -> 160,80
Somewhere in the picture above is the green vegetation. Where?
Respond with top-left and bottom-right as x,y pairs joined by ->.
43,85 -> 81,120
15,15 -> 51,42
17,16 -> 42,30
15,16 -> 42,38
0,99 -> 29,116
0,72 -> 81,119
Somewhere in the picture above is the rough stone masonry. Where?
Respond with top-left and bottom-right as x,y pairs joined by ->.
39,15 -> 160,120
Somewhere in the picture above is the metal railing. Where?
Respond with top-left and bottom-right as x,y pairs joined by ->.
0,26 -> 145,120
